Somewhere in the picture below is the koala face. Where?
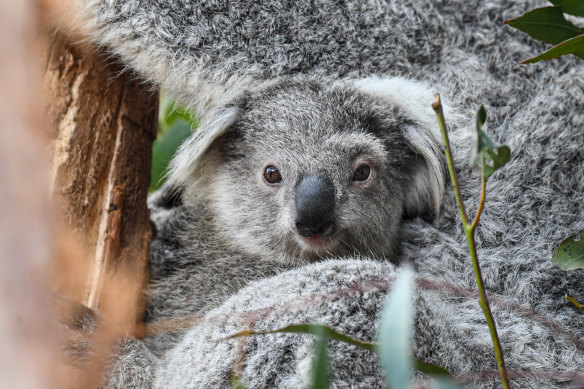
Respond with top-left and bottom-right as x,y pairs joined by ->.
169,78 -> 445,264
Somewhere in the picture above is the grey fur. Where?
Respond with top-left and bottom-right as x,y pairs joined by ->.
67,0 -> 584,388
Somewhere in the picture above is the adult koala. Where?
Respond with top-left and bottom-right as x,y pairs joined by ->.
65,0 -> 584,388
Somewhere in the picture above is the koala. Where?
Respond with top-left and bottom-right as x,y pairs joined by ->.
138,75 -> 446,354
165,77 -> 444,263
64,0 -> 584,388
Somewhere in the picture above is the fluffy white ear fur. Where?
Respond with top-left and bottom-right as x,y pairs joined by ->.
167,106 -> 241,188
354,77 -> 447,218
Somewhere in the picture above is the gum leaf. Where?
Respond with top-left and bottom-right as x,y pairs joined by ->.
522,33 -> 584,63
553,230 -> 584,271
505,6 -> 583,45
548,0 -> 584,17
378,267 -> 414,389
469,106 -> 511,180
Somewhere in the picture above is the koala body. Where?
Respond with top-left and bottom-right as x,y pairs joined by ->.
68,0 -> 584,388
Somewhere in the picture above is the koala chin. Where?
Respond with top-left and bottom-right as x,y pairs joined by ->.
162,76 -> 447,265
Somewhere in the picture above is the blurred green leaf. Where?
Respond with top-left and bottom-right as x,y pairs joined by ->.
553,230 -> 584,271
159,93 -> 198,133
548,0 -> 584,17
469,106 -> 511,181
310,326 -> 330,389
414,360 -> 454,379
378,267 -> 414,389
230,374 -> 248,389
522,33 -> 584,63
505,6 -> 583,45
151,93 -> 198,191
431,379 -> 467,389
150,119 -> 193,191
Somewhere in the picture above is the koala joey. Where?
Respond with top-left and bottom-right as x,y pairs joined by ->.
161,76 -> 445,266
140,75 -> 446,352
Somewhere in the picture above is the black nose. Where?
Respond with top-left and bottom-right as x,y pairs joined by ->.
295,175 -> 336,238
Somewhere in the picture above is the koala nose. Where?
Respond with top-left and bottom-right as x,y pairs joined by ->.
295,175 -> 336,238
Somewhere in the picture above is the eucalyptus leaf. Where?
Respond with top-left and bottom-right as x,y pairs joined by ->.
228,323 -> 454,381
552,230 -> 584,271
548,0 -> 584,17
228,323 -> 377,352
431,379 -> 467,389
310,326 -> 330,389
150,119 -> 193,191
505,6 -> 583,45
414,360 -> 454,379
377,267 -> 414,389
522,33 -> 584,63
230,375 -> 248,389
469,106 -> 511,180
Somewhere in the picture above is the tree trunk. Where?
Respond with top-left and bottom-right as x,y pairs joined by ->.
45,32 -> 158,336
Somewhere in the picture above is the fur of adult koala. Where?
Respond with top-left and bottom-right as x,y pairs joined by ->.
65,0 -> 584,388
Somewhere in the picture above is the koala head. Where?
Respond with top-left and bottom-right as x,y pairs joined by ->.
166,77 -> 446,264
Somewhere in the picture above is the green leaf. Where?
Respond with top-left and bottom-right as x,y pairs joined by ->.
414,360 -> 454,379
310,326 -> 330,389
469,106 -> 511,180
377,267 -> 415,389
431,379 -> 467,389
228,323 -> 454,381
229,324 -> 377,352
548,0 -> 584,17
150,119 -> 193,191
522,33 -> 584,63
505,6 -> 583,45
553,230 -> 584,271
158,93 -> 198,136
230,374 -> 248,389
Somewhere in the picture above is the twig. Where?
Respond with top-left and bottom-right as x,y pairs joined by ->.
432,94 -> 510,389
566,294 -> 584,312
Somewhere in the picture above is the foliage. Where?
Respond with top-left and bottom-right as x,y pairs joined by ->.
433,97 -> 511,388
553,230 -> 584,271
378,267 -> 414,388
506,1 -> 584,305
150,94 -> 198,191
469,106 -> 511,180
505,2 -> 584,63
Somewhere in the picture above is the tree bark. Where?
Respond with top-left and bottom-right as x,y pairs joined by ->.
45,32 -> 158,336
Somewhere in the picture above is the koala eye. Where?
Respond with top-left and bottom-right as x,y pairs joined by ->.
264,166 -> 283,184
352,164 -> 371,182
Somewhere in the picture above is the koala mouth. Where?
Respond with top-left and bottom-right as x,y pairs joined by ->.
295,222 -> 339,254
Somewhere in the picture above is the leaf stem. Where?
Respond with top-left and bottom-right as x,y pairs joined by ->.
470,170 -> 486,232
432,94 -> 510,389
566,294 -> 584,312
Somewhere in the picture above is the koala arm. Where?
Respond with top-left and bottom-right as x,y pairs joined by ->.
153,260 -> 584,389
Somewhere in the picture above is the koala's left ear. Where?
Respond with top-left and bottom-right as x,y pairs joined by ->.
166,105 -> 242,189
354,77 -> 447,218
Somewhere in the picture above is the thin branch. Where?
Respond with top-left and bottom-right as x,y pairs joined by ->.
432,94 -> 510,389
431,96 -> 469,226
470,169 -> 486,232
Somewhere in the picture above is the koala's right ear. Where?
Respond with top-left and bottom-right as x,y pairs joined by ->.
354,77 -> 449,219
166,106 -> 242,189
